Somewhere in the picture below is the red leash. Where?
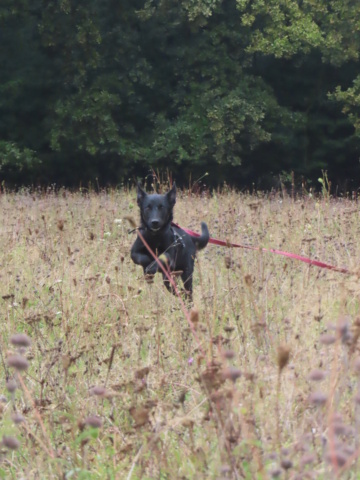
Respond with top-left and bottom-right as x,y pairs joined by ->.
172,223 -> 351,275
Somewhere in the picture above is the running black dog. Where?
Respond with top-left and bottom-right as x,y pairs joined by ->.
130,183 -> 209,298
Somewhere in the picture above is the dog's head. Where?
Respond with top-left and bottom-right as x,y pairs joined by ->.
137,183 -> 176,232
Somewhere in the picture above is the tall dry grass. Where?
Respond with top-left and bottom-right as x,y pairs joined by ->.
1,186 -> 360,479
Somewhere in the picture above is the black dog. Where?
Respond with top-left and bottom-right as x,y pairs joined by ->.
130,183 -> 209,298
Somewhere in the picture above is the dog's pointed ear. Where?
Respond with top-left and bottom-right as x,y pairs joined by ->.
137,182 -> 147,205
167,182 -> 176,206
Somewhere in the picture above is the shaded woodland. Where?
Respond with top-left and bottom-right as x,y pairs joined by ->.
1,0 -> 360,189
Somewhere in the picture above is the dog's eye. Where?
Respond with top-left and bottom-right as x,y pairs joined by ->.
145,205 -> 152,211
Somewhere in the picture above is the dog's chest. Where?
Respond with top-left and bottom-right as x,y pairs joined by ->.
145,228 -> 186,255
144,232 -> 175,252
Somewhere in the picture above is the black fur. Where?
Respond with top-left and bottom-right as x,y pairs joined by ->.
130,183 -> 209,298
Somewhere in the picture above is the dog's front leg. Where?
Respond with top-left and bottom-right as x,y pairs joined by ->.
144,261 -> 159,275
131,251 -> 155,272
130,238 -> 155,272
181,269 -> 193,302
145,252 -> 173,275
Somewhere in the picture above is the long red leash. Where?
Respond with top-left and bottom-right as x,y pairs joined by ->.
172,222 -> 351,275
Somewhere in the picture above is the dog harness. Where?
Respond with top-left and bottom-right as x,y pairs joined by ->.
171,227 -> 186,249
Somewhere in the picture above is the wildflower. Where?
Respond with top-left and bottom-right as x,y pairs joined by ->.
2,436 -> 20,450
10,333 -> 31,348
84,416 -> 103,428
7,354 -> 29,371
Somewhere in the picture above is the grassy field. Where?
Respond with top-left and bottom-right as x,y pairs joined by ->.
1,186 -> 360,479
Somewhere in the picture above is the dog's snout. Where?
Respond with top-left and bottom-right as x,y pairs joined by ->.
151,220 -> 160,229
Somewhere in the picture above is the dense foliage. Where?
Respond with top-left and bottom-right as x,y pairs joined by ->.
1,0 -> 360,188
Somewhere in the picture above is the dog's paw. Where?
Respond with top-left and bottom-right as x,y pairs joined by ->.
145,263 -> 158,275
144,274 -> 155,284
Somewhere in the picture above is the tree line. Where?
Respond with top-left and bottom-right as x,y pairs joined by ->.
1,0 -> 360,190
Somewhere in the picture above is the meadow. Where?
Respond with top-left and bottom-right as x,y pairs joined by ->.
1,185 -> 360,479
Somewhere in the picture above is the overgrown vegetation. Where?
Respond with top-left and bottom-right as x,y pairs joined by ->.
1,186 -> 360,478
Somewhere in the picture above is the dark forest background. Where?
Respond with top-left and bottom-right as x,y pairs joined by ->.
2,0 -> 360,190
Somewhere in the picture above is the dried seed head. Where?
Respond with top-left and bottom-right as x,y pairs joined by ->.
223,350 -> 235,360
225,255 -> 232,269
62,355 -> 71,370
300,453 -> 316,466
10,333 -> 31,348
2,435 -> 20,450
105,276 -> 111,284
267,451 -> 278,461
270,468 -> 282,478
6,379 -> 17,393
11,413 -> 25,424
244,371 -> 256,381
325,450 -> 348,467
134,367 -> 150,380
333,421 -> 349,436
210,391 -> 225,404
124,215 -> 137,229
221,367 -> 242,382
190,308 -> 199,324
319,333 -> 336,345
57,219 -> 64,231
84,415 -> 103,429
244,274 -> 252,286
281,458 -> 293,470
223,326 -> 234,334
7,354 -> 29,371
181,417 -> 194,428
22,297 -> 29,309
220,464 -> 231,475
178,390 -> 187,404
354,357 -> 360,374
337,319 -> 352,343
129,406 -> 150,427
281,447 -> 291,456
332,412 -> 342,423
89,386 -> 107,397
308,369 -> 327,382
277,344 -> 291,372
2,294 -> 14,301
308,391 -> 328,406
343,444 -> 355,456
